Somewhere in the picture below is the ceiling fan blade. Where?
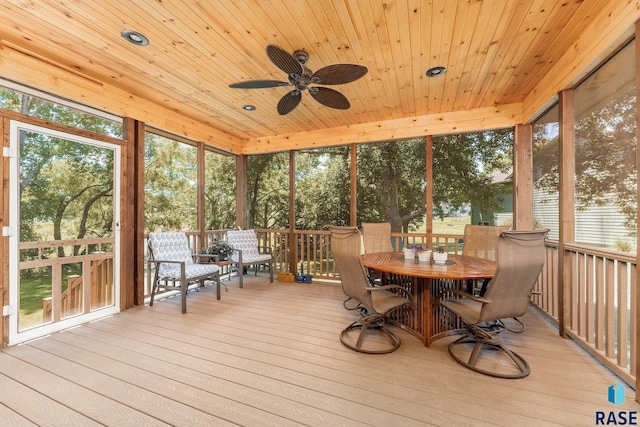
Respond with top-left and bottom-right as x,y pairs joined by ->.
229,80 -> 290,89
266,44 -> 304,77
277,90 -> 302,115
310,87 -> 350,109
311,64 -> 368,85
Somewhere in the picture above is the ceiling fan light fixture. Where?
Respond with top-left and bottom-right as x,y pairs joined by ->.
121,30 -> 149,46
426,66 -> 446,77
242,104 -> 256,111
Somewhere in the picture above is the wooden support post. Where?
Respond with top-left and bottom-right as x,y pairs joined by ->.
235,155 -> 247,229
350,143 -> 357,227
513,124 -> 534,230
634,19 -> 640,403
425,136 -> 433,243
558,89 -> 575,340
289,151 -> 297,273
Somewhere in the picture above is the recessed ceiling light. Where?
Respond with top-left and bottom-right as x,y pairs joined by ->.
242,105 -> 256,111
426,66 -> 446,77
121,30 -> 149,46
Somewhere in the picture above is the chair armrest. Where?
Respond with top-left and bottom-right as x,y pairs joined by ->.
437,288 -> 492,304
193,253 -> 219,263
367,285 -> 415,305
149,259 -> 185,265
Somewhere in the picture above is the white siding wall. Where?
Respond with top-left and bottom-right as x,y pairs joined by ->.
533,188 -> 635,251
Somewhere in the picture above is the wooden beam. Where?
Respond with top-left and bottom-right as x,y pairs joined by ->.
0,43 -> 244,153
522,1 -> 640,122
244,104 -> 523,154
133,120 -> 145,307
513,124 -> 533,230
289,151 -> 297,273
120,117 -> 135,310
350,144 -> 357,227
425,136 -> 433,242
558,89 -> 575,340
635,19 -> 640,404
197,142 -> 205,249
235,155 -> 247,229
0,117 -> 7,346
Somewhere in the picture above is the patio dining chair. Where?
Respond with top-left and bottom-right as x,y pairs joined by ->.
362,222 -> 394,253
462,224 -> 509,295
329,226 -> 415,354
226,229 -> 273,289
438,229 -> 548,378
148,232 -> 221,314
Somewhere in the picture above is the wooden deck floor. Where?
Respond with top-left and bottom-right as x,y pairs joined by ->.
1,275 -> 638,426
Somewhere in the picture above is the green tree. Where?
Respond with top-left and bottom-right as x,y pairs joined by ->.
295,147 -> 350,230
144,133 -> 198,232
247,153 -> 289,229
204,150 -> 236,230
433,130 -> 513,222
357,139 -> 427,232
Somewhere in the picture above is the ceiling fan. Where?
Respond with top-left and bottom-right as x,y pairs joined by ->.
229,44 -> 368,115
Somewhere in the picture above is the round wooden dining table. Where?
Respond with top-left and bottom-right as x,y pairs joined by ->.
361,252 -> 496,347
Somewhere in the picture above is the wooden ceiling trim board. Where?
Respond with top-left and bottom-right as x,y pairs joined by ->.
426,0 -> 455,115
337,1 -> 390,119
331,1 -> 385,123
23,0 -> 247,135
491,0 -> 560,106
0,4 -> 131,82
415,5 -> 432,118
389,1 -> 417,117
475,0 -> 550,109
363,1 -> 403,120
317,2 -> 377,124
522,0 -> 640,121
440,0 -> 481,114
406,4 -> 424,117
514,0 -> 588,99
460,1 -> 517,111
154,1 -> 308,136
468,1 -> 530,110
244,103 -> 522,154
0,44 -> 242,152
453,1 -> 503,111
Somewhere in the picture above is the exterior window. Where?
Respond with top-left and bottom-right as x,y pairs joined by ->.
144,132 -> 197,232
204,149 -> 236,230
295,146 -> 350,229
532,104 -> 560,240
573,41 -> 636,252
247,153 -> 289,229
356,138 -> 426,232
432,129 -> 513,237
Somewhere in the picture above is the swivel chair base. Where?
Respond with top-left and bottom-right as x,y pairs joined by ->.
340,316 -> 401,354
447,328 -> 530,379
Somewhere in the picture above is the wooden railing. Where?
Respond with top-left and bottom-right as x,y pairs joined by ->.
531,242 -> 636,386
17,238 -> 114,325
42,254 -> 114,322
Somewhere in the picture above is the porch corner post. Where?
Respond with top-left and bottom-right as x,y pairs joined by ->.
634,19 -> 640,402
350,143 -> 357,227
122,117 -> 142,308
197,142 -> 205,249
425,136 -> 433,243
289,151 -> 297,273
558,89 -> 575,340
513,124 -> 533,230
235,154 -> 247,229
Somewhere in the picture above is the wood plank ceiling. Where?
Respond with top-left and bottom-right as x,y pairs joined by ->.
0,0 -> 624,150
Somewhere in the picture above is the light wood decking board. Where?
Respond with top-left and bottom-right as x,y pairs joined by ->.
0,277 -> 638,426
